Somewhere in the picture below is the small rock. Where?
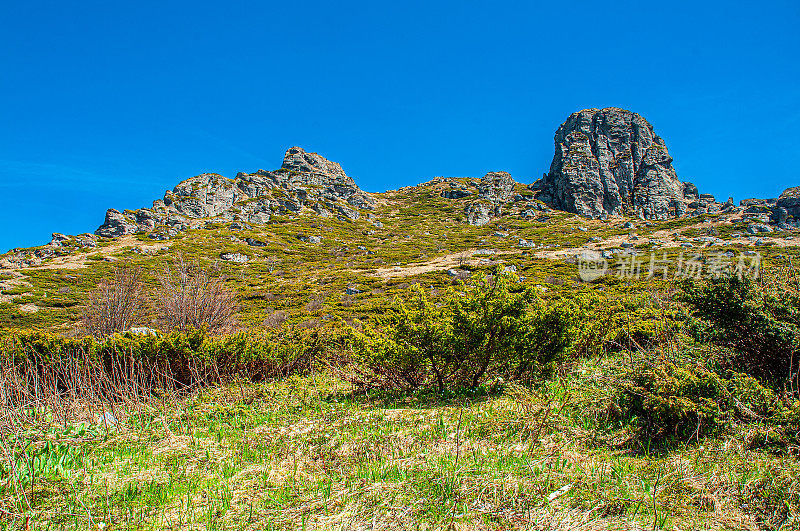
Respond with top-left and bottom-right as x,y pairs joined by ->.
220,252 -> 249,263
747,223 -> 773,234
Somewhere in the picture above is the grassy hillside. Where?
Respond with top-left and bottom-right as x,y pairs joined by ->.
1,179 -> 799,530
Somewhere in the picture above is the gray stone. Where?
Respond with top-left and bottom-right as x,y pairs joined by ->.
220,252 -> 249,263
776,186 -> 800,219
464,203 -> 493,227
441,189 -> 472,199
95,146 -> 375,237
478,172 -> 515,203
747,223 -> 773,234
95,209 -> 138,237
532,108 -> 694,220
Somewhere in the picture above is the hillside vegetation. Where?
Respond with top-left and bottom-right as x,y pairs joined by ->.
2,163 -> 800,529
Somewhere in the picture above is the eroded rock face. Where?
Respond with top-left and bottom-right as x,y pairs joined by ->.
776,187 -> 800,217
478,172 -> 515,203
96,209 -> 138,237
462,172 -> 519,226
533,108 -> 694,220
96,147 -> 374,238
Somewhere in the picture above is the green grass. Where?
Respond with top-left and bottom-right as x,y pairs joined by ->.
2,365 -> 796,530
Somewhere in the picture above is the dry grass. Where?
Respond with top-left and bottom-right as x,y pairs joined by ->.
0,368 -> 796,530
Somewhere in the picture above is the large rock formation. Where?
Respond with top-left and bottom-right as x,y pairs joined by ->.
464,172 -> 517,226
533,108 -> 696,220
96,147 -> 374,238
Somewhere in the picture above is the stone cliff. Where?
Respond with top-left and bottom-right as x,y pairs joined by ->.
533,108 -> 696,220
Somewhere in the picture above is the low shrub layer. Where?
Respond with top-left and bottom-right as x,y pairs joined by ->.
0,327 -> 345,409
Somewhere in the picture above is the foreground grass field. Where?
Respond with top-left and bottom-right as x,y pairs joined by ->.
3,366 -> 797,531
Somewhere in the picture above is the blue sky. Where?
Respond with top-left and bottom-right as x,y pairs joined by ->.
1,0 -> 798,251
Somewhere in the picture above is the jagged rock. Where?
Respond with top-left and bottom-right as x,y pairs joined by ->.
478,172 -> 515,203
533,108 -> 694,220
464,203 -> 492,226
95,147 -> 374,237
776,187 -> 800,219
95,209 -> 138,237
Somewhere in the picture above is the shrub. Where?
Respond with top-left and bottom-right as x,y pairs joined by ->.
680,274 -> 800,390
348,272 -> 576,392
616,355 -> 733,441
82,266 -> 146,337
0,325 -> 337,411
155,255 -> 238,332
610,352 -> 797,445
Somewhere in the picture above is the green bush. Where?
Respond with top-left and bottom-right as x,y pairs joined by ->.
680,275 -> 800,388
348,272 -> 576,392
612,352 -> 798,444
617,355 -> 733,441
0,326 -> 342,403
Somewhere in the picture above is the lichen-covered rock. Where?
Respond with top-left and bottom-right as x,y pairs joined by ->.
533,108 -> 695,220
478,172 -> 515,203
776,186 -> 800,218
95,209 -> 138,237
220,252 -> 249,263
95,147 -> 374,238
464,203 -> 494,226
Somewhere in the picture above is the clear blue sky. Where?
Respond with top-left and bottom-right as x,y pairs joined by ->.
1,0 -> 798,251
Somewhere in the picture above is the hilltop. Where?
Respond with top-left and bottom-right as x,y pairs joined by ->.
1,108 -> 798,332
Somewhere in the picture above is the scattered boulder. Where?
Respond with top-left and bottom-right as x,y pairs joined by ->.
220,252 -> 249,263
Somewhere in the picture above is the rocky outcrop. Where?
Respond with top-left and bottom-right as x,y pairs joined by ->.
533,108 -> 695,220
462,172 -> 521,226
96,147 -> 374,238
477,172 -> 515,203
775,187 -> 800,221
96,209 -> 139,237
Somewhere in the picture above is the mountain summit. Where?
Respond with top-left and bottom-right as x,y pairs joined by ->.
533,108 -> 697,220
95,147 -> 375,239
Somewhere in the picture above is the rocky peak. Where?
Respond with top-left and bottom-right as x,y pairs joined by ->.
281,147 -> 348,180
533,107 -> 694,220
95,147 -> 374,239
